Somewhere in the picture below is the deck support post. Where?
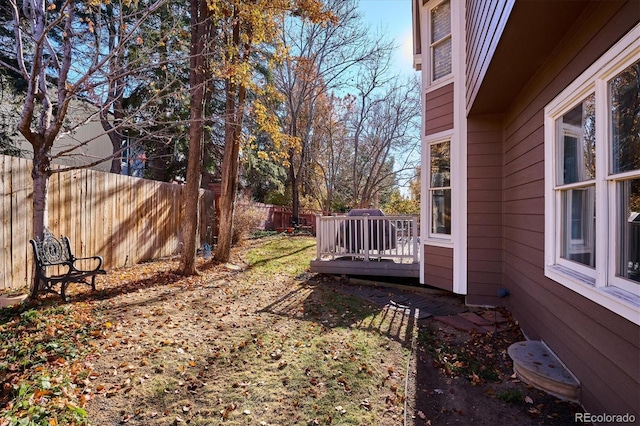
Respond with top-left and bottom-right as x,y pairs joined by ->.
412,214 -> 419,263
363,214 -> 370,261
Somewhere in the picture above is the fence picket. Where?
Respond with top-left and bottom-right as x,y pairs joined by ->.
1,157 -> 8,289
11,156 -> 28,288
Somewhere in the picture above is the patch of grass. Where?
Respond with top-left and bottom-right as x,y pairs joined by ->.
2,236 -> 411,425
496,389 -> 524,405
249,230 -> 278,239
186,289 -> 408,425
242,236 -> 316,277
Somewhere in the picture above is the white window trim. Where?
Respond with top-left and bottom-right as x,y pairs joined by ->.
421,135 -> 456,247
419,0 -> 466,294
422,0 -> 454,90
422,131 -> 454,247
544,24 -> 640,325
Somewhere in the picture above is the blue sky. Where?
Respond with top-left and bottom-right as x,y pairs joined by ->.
358,0 -> 417,77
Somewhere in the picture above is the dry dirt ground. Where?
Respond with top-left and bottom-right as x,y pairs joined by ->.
8,236 -> 585,425
331,280 -> 586,426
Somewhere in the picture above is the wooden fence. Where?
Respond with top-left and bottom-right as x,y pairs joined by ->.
0,155 -> 215,291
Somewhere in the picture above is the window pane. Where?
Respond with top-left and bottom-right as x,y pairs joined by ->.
431,189 -> 451,235
610,61 -> 640,175
561,186 -> 596,267
431,0 -> 450,43
619,178 -> 640,283
558,94 -> 596,185
433,37 -> 452,80
430,142 -> 450,187
430,141 -> 451,236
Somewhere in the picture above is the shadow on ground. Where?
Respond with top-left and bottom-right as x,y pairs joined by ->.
277,273 -> 587,426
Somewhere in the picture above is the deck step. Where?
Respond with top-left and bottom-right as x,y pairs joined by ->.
508,340 -> 581,402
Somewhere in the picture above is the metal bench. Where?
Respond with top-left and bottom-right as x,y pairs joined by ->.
29,229 -> 106,301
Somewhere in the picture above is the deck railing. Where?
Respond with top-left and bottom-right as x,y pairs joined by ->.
315,214 -> 420,263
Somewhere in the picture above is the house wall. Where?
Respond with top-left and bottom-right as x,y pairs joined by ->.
423,245 -> 453,292
12,97 -> 114,173
422,78 -> 455,290
465,0 -> 514,110
491,1 -> 639,416
424,83 -> 453,136
466,116 -> 503,306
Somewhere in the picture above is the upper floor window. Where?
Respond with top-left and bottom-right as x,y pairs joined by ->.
429,0 -> 451,83
544,25 -> 640,324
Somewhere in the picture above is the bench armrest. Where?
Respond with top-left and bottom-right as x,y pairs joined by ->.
70,255 -> 104,273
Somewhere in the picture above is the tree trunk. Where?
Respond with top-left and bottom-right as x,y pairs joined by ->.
289,154 -> 300,225
214,80 -> 246,262
31,143 -> 51,239
101,100 -> 124,174
214,11 -> 248,263
287,112 -> 300,225
181,0 -> 208,275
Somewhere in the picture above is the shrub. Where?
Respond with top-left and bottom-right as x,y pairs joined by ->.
233,196 -> 268,244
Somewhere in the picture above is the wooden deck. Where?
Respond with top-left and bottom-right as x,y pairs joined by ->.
310,257 -> 420,278
310,214 -> 420,278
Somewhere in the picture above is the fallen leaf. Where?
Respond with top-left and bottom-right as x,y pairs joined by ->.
360,399 -> 371,411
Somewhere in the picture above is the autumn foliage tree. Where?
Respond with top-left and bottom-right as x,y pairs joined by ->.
206,0 -> 333,263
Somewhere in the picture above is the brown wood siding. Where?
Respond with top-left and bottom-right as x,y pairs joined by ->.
423,245 -> 453,291
466,116 -> 503,306
465,0 -> 514,110
484,1 -> 639,416
425,83 -> 454,135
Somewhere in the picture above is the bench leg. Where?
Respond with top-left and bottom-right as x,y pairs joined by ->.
60,282 -> 70,302
30,277 -> 41,299
90,275 -> 97,291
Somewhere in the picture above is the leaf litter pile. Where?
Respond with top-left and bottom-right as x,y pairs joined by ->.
1,236 -> 410,425
1,235 -> 586,425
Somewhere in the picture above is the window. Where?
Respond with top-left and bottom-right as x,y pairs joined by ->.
545,26 -> 640,324
557,94 -> 596,272
618,178 -> 640,289
429,0 -> 451,83
610,61 -> 640,294
428,140 -> 451,237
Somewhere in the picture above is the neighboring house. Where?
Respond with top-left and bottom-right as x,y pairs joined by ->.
11,95 -> 115,173
412,0 -> 638,418
0,72 -> 117,173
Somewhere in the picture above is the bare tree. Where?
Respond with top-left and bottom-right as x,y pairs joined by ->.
1,0 -> 170,238
308,92 -> 351,212
273,0 -> 394,221
348,76 -> 421,208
